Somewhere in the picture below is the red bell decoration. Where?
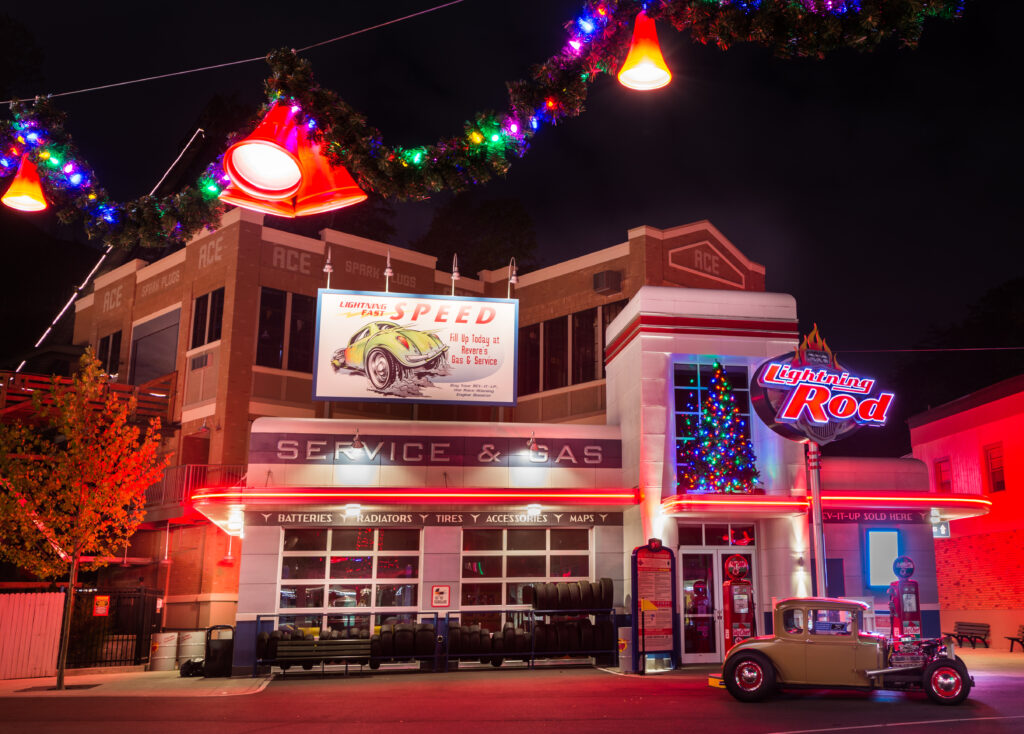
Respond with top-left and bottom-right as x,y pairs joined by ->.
221,104 -> 303,201
2,153 -> 48,212
617,11 -> 672,91
217,181 -> 296,218
294,131 -> 367,217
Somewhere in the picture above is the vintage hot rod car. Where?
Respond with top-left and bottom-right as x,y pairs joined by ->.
710,597 -> 973,705
330,321 -> 447,390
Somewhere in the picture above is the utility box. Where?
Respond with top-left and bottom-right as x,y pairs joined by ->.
593,270 -> 622,295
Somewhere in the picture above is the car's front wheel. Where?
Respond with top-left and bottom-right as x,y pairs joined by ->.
723,652 -> 776,702
923,658 -> 971,705
366,348 -> 398,390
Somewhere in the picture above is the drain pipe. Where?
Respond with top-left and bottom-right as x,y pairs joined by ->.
160,521 -> 172,630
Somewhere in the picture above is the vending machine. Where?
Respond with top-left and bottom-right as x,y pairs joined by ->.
887,555 -> 921,638
722,554 -> 755,652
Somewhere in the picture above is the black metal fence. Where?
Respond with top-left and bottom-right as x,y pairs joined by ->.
65,588 -> 160,668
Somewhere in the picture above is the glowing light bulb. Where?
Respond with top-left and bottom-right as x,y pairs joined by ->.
545,98 -> 556,109
470,131 -> 484,144
490,133 -> 500,142
63,163 -> 74,174
69,173 -> 82,185
39,150 -> 49,159
569,39 -> 582,52
509,123 -> 518,134
579,18 -> 595,33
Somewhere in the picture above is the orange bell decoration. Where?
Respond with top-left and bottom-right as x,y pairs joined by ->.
293,130 -> 367,217
2,153 -> 48,212
617,11 -> 672,91
218,181 -> 296,218
221,104 -> 303,201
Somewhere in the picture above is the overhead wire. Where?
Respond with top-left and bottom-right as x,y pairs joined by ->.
1,0 -> 466,105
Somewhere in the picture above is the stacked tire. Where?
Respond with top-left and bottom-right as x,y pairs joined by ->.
369,620 -> 437,669
528,578 -> 615,660
445,623 -> 512,667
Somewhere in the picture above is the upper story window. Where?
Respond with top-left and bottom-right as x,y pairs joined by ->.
256,287 -> 316,372
934,458 -> 952,493
97,330 -> 122,375
518,299 -> 627,397
984,443 -> 1005,493
191,287 -> 224,349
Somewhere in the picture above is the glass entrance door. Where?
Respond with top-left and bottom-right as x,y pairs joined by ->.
679,548 -> 756,664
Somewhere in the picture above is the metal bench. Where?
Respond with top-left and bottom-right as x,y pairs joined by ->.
267,637 -> 372,676
1006,625 -> 1024,653
943,621 -> 990,648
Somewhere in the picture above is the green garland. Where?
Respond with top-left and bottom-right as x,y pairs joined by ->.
0,0 -> 964,249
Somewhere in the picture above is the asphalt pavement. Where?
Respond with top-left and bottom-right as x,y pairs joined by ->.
0,645 -> 1021,734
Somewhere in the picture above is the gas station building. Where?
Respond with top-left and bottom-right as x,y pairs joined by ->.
71,207 -> 991,670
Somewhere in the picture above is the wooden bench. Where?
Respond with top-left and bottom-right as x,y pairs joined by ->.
266,637 -> 372,676
943,621 -> 990,648
1006,625 -> 1024,653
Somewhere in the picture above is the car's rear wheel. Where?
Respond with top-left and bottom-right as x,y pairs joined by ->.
366,348 -> 398,390
923,658 -> 970,705
723,652 -> 776,702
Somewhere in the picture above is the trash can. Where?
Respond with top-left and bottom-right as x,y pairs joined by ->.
203,625 -> 234,677
150,631 -> 179,671
176,630 -> 205,667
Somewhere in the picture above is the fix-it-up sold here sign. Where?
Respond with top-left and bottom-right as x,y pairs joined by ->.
750,324 -> 894,445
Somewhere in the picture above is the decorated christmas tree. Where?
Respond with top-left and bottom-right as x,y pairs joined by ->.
678,361 -> 759,494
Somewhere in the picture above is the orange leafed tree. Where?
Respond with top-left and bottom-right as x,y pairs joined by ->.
0,350 -> 168,689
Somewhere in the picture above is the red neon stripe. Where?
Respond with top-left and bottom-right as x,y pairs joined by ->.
191,488 -> 638,504
820,494 -> 991,507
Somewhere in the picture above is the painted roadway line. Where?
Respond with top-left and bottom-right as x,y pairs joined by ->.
766,714 -> 1024,734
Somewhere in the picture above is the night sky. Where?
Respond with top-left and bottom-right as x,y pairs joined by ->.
2,1 -> 1021,454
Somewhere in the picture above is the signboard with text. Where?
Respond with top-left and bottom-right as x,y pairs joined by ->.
92,595 -> 110,617
751,324 -> 895,445
631,539 -> 679,672
312,290 -> 518,406
247,510 -> 624,528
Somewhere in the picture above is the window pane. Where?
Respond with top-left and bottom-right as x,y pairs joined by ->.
108,331 -> 122,374
279,614 -> 322,630
327,614 -> 371,633
191,293 -> 209,349
506,555 -> 546,577
601,300 -> 628,378
704,525 -> 730,546
462,556 -> 503,578
730,525 -> 755,546
328,584 -> 371,608
207,287 -> 225,343
331,528 -> 374,551
375,584 -> 418,607
378,529 -> 420,551
329,556 -> 372,579
280,585 -> 324,608
678,525 -> 703,545
288,293 -> 315,373
518,323 -> 540,395
284,529 -> 327,551
281,557 -> 326,580
256,287 -> 286,368
810,609 -> 852,636
376,556 -> 419,579
463,529 -> 502,551
543,315 -> 568,391
507,528 -> 545,550
550,555 -> 589,578
506,582 -> 535,606
571,308 -> 598,384
461,583 -> 503,606
986,445 -> 1005,492
550,529 -> 588,550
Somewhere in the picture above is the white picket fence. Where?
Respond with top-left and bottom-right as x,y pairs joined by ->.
0,592 -> 64,679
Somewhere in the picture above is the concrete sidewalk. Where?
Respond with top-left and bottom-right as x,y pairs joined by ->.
0,644 -> 1018,698
0,669 -> 272,697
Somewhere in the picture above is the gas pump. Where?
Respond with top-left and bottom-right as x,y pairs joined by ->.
722,554 -> 755,652
887,555 -> 921,638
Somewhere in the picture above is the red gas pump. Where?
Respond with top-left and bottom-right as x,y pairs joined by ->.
887,555 -> 921,638
722,554 -> 755,652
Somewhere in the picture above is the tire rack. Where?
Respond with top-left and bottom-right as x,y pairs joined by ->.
441,608 -> 619,670
253,612 -> 442,676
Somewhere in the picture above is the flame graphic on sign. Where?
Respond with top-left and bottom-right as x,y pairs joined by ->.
794,323 -> 837,368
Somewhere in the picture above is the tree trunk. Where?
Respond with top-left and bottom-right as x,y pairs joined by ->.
55,555 -> 79,691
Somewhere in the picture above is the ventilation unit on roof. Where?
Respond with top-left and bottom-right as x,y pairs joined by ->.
593,270 -> 622,295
